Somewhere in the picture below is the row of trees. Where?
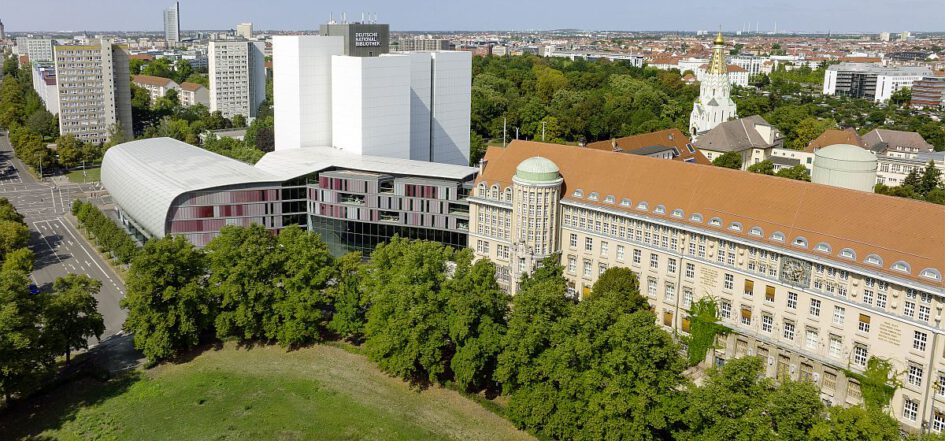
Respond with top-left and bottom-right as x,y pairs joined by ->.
121,227 -> 940,440
0,197 -> 106,402
72,200 -> 138,264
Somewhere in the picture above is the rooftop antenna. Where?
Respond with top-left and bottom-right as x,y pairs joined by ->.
329,12 -> 335,25
342,12 -> 347,24
361,11 -> 364,23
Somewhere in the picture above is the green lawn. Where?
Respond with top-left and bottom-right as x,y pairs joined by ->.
0,343 -> 532,441
65,167 -> 101,183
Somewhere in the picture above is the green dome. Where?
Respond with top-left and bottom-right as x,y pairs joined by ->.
515,157 -> 560,183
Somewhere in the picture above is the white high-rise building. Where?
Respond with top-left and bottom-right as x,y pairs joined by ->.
25,38 -> 54,64
332,55 -> 411,158
273,36 -> 344,150
208,40 -> 266,119
236,23 -> 253,40
164,2 -> 180,44
690,33 -> 738,137
53,39 -> 132,144
272,35 -> 472,166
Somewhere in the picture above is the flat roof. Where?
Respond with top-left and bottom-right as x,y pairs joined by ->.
255,147 -> 478,182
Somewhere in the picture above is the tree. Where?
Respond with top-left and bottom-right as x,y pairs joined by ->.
141,58 -> 173,79
173,59 -> 194,84
789,117 -> 836,150
0,219 -> 30,260
808,405 -> 900,441
43,275 -> 105,363
0,269 -> 52,401
272,225 -> 336,347
470,132 -> 487,166
0,198 -> 25,224
712,151 -> 743,169
362,237 -> 455,385
55,134 -> 84,169
231,113 -> 246,128
205,224 -> 283,342
103,123 -> 128,150
121,236 -> 212,363
889,87 -> 911,107
776,164 -> 812,181
918,160 -> 943,196
327,251 -> 366,342
591,267 -> 647,310
2,247 -> 34,274
748,160 -> 776,175
25,109 -> 57,139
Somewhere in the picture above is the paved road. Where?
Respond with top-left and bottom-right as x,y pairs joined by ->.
0,131 -> 127,340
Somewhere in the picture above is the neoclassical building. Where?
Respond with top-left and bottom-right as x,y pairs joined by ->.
469,140 -> 945,433
690,33 -> 738,137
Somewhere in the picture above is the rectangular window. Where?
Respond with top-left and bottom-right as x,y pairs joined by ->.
569,233 -> 577,248
599,263 -> 607,276
904,399 -> 918,421
908,365 -> 924,387
616,245 -> 625,262
805,328 -> 819,350
647,277 -> 657,297
823,371 -> 837,392
633,249 -> 641,265
939,374 -> 945,398
600,241 -> 609,257
665,282 -> 676,303
724,273 -> 734,290
919,305 -> 931,322
829,334 -> 842,357
853,345 -> 868,367
720,300 -> 732,319
933,412 -> 945,433
858,314 -> 870,333
783,321 -> 796,340
863,289 -> 874,305
650,253 -> 659,269
904,301 -> 916,318
667,258 -> 677,274
765,286 -> 775,303
787,292 -> 798,309
833,306 -> 845,325
567,256 -> 577,274
876,292 -> 887,309
809,299 -> 821,317
744,279 -> 755,296
740,306 -> 752,326
663,310 -> 673,326
583,260 -> 592,278
761,314 -> 773,333
585,237 -> 593,252
683,287 -> 693,309
685,263 -> 695,279
914,331 -> 928,351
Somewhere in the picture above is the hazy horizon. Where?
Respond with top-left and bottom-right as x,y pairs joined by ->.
1,0 -> 942,34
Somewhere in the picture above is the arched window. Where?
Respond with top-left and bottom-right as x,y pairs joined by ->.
920,268 -> 941,281
504,187 -> 512,201
709,217 -> 722,227
815,243 -> 831,253
729,222 -> 742,232
671,209 -> 684,218
477,182 -> 486,196
490,185 -> 499,199
839,248 -> 856,260
771,232 -> 785,242
749,227 -> 763,236
865,254 -> 883,266
793,237 -> 808,248
690,213 -> 704,223
891,261 -> 911,273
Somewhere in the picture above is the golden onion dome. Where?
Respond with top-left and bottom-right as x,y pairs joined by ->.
714,32 -> 724,45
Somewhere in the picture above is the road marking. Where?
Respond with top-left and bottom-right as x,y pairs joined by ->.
58,217 -> 115,283
31,221 -> 63,264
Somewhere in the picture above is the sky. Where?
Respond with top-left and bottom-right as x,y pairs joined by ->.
2,0 -> 943,34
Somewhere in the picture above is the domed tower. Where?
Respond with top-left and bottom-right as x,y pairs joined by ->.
510,157 -> 563,286
690,32 -> 738,138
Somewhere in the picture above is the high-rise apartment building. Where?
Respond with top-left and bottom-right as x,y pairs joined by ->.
393,38 -> 451,52
470,140 -> 945,434
53,39 -> 133,144
25,38 -> 55,64
0,19 -> 5,41
236,23 -> 253,40
164,2 -> 180,44
208,41 -> 266,119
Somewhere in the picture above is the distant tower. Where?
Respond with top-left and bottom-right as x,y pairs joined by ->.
164,2 -> 180,44
689,32 -> 738,137
0,19 -> 5,41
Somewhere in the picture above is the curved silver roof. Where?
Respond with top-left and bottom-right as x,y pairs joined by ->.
101,138 -> 281,238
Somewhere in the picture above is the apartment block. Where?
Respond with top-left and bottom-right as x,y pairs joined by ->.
53,40 -> 133,144
31,64 -> 59,115
25,38 -> 54,63
208,40 -> 266,119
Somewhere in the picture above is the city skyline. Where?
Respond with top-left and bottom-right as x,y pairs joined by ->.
1,0 -> 943,34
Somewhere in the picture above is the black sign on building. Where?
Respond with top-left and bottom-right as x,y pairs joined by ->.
319,23 -> 390,57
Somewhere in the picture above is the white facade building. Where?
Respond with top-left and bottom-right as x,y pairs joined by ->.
53,40 -> 133,144
273,36 -> 344,150
164,2 -> 180,44
331,55 -> 411,159
690,33 -> 738,136
823,64 -> 931,103
31,64 -> 59,115
25,38 -> 54,63
208,41 -> 266,119
406,51 -> 472,165
236,23 -> 253,40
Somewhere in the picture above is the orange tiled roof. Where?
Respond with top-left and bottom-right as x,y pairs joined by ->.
477,140 -> 945,289
179,82 -> 204,92
132,74 -> 175,87
804,128 -> 864,153
585,128 -> 710,165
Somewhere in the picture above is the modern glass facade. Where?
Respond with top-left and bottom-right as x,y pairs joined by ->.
310,215 -> 467,256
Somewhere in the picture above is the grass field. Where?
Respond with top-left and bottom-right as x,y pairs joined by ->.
0,343 -> 532,441
65,167 -> 101,183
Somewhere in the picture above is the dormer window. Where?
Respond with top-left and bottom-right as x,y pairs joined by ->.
749,227 -> 763,236
604,195 -> 615,204
920,269 -> 941,280
729,222 -> 742,232
671,209 -> 683,218
654,205 -> 666,214
815,243 -> 831,253
573,189 -> 583,198
839,248 -> 855,260
620,198 -> 631,207
637,201 -> 648,210
690,213 -> 703,223
771,232 -> 785,242
709,217 -> 722,227
865,254 -> 882,266
793,237 -> 808,248
891,261 -> 910,273
588,192 -> 599,201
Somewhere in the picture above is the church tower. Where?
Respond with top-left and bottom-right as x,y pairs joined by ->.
689,32 -> 737,138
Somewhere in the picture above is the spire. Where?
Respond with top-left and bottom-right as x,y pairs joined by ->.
708,31 -> 727,75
